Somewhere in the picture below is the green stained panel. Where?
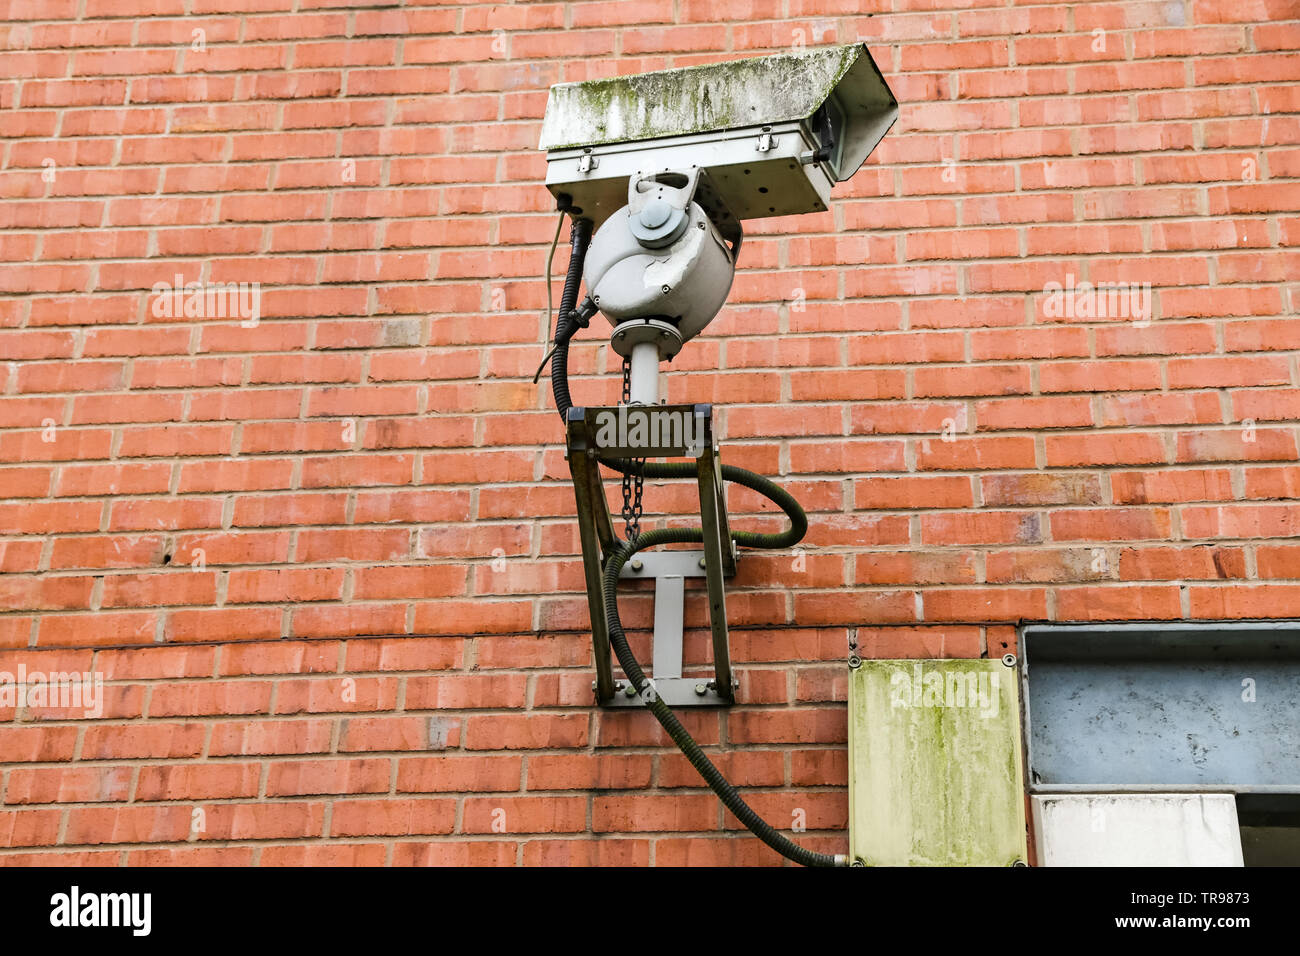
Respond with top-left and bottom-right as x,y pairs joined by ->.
848,659 -> 1029,867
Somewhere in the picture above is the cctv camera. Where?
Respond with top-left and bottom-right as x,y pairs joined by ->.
539,44 -> 897,404
539,47 -> 899,864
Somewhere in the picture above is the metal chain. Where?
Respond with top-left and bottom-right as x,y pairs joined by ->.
619,355 -> 645,542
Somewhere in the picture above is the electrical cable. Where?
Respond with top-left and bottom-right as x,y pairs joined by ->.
548,215 -> 845,867
532,209 -> 568,385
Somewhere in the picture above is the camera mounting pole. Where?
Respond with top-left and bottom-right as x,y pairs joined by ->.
565,403 -> 737,707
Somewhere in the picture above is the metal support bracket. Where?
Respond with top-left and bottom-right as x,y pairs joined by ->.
565,403 -> 737,707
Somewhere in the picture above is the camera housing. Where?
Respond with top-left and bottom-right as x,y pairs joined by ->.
583,168 -> 737,347
538,43 -> 898,233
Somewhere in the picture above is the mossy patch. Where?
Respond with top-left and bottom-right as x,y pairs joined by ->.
538,45 -> 861,150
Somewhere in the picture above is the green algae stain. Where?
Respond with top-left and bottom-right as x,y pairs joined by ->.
539,45 -> 862,150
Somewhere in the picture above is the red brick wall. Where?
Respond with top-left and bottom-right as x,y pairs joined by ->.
1,0 -> 1298,864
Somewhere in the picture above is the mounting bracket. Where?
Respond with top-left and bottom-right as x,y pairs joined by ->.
564,403 -> 737,707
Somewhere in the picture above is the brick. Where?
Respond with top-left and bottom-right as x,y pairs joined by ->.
339,716 -> 460,753
1119,546 -> 1247,581
1055,586 -> 1182,621
0,726 -> 78,763
721,790 -> 847,832
519,839 -> 649,866
38,611 -> 159,648
262,843 -> 388,866
1041,361 -> 1162,394
135,763 -> 261,801
915,364 -> 1031,398
353,565 -> 466,600
201,803 -> 327,841
463,714 -> 589,751
396,755 -> 522,794
273,676 -> 395,712
1111,469 -> 1235,504
1256,546 -> 1300,579
127,847 -> 255,866
918,435 -> 1036,470
391,841 -> 516,866
659,751 -> 785,789
854,476 -> 972,510
593,794 -> 717,833
922,588 -> 1049,622
792,750 -> 849,789
982,473 -> 1103,506
148,680 -> 273,717
207,719 -> 333,757
1045,432 -> 1168,467
63,806 -> 193,845
1189,585 -> 1300,619
1176,429 -> 1298,464
163,608 -> 281,643
404,674 -> 527,710
986,549 -> 1107,585
653,836 -> 804,867
96,645 -> 217,680
792,590 -> 917,626
1182,505 -> 1300,540
1050,508 -> 1173,542
343,636 -> 461,672
857,551 -> 979,586
330,799 -> 454,837
1098,392 -> 1223,428
463,796 -> 587,834
527,754 -> 654,791
0,808 -> 63,848
265,758 -> 390,796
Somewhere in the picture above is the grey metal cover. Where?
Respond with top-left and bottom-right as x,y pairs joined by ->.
1023,623 -> 1300,791
538,43 -> 898,183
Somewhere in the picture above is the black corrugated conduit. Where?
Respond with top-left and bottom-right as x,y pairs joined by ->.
547,215 -> 843,868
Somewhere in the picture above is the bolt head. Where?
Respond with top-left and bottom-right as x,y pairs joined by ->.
638,198 -> 673,230
694,683 -> 707,696
630,559 -> 643,571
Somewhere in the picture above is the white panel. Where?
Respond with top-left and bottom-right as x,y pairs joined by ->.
1032,794 -> 1244,867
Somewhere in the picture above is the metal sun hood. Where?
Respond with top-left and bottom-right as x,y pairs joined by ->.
539,43 -> 899,231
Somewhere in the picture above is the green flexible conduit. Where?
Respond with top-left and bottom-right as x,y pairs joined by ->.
549,219 -> 843,868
